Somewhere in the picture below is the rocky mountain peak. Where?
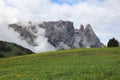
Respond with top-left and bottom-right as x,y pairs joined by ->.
85,24 -> 93,31
43,21 -> 75,49
80,24 -> 84,32
8,20 -> 104,52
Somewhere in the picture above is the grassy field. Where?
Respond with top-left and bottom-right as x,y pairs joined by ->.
0,48 -> 120,80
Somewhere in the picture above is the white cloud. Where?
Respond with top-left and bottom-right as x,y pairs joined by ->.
0,0 -> 120,50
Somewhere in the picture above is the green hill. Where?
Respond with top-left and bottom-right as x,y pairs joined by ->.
0,48 -> 120,80
0,41 -> 34,57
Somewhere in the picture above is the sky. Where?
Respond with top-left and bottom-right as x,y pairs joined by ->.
0,0 -> 120,45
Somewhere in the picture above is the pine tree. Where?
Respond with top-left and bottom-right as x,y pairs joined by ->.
107,38 -> 119,47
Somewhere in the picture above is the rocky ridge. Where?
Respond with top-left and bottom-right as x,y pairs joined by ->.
9,20 -> 104,51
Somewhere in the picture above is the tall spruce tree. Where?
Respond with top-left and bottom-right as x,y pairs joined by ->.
107,38 -> 119,47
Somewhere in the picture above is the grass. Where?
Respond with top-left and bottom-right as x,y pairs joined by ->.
0,48 -> 120,80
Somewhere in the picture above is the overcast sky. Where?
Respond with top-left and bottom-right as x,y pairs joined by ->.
0,0 -> 120,44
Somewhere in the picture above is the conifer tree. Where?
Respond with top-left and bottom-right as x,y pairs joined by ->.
107,38 -> 119,47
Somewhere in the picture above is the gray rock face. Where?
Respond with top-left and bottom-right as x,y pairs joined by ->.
9,24 -> 37,46
43,21 -> 75,49
8,20 -> 104,51
74,24 -> 103,48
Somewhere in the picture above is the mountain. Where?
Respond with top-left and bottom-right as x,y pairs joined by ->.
0,41 -> 34,58
74,24 -> 104,48
8,20 -> 104,52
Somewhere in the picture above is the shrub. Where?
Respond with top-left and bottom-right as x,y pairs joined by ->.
107,38 -> 119,47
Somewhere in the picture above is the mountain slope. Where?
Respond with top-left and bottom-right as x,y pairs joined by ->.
0,48 -> 119,80
0,41 -> 34,57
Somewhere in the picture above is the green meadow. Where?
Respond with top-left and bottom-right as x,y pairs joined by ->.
0,48 -> 120,80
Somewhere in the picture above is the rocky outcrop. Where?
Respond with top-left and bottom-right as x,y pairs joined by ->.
8,20 -> 104,51
9,24 -> 37,46
74,24 -> 103,48
42,21 -> 75,49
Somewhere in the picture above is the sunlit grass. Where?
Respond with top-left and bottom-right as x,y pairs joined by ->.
0,48 -> 120,80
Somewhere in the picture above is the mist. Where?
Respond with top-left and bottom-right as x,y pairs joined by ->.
0,20 -> 56,53
0,0 -> 56,53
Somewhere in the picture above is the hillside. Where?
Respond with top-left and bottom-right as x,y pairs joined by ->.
0,48 -> 120,80
0,41 -> 34,57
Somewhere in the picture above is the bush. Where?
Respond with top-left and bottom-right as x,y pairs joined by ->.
107,38 -> 119,47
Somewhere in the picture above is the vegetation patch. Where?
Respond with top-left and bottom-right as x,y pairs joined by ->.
0,41 -> 34,57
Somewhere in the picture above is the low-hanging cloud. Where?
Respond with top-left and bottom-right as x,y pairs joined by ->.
0,0 -> 120,52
